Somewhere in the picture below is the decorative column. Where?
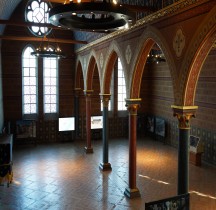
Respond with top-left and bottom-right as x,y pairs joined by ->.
99,94 -> 112,171
84,90 -> 94,153
74,88 -> 81,139
171,105 -> 198,195
124,98 -> 141,198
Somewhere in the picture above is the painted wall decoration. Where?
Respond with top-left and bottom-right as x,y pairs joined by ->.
100,52 -> 104,69
173,28 -> 185,57
125,45 -> 132,64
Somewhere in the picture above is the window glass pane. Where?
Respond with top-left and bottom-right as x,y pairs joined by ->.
24,77 -> 30,85
31,0 -> 39,9
50,78 -> 56,85
44,105 -> 50,113
24,104 -> 30,114
32,26 -> 39,33
50,87 -> 56,94
31,95 -> 36,103
22,46 -> 38,115
30,104 -> 36,113
44,78 -> 50,85
24,95 -> 30,103
23,68 -> 29,76
50,104 -> 56,112
45,95 -> 51,103
44,68 -> 51,77
51,95 -> 56,103
27,11 -> 33,22
30,86 -> 36,94
24,86 -> 30,95
30,77 -> 36,85
117,58 -> 126,111
44,87 -> 50,94
50,69 -> 57,77
43,56 -> 58,114
119,86 -> 124,94
29,60 -> 36,68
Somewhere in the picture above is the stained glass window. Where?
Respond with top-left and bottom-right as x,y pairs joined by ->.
25,0 -> 51,37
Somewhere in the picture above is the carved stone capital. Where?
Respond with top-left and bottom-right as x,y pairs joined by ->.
74,88 -> 82,97
171,105 -> 198,129
83,90 -> 94,97
100,94 -> 111,108
125,98 -> 142,115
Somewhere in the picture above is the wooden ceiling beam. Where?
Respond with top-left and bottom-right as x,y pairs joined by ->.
0,35 -> 87,45
0,19 -> 63,30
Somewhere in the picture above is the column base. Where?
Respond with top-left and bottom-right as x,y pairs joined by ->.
99,162 -> 112,171
84,147 -> 93,154
124,187 -> 141,198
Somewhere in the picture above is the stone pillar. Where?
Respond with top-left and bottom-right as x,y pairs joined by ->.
84,90 -> 94,153
99,94 -> 112,171
124,98 -> 141,198
74,88 -> 81,139
171,105 -> 198,195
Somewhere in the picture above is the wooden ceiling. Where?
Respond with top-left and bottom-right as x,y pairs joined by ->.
0,0 -> 154,44
0,19 -> 87,45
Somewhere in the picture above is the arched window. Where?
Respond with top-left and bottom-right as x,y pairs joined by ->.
117,58 -> 127,111
22,46 -> 38,118
43,50 -> 59,117
25,0 -> 51,37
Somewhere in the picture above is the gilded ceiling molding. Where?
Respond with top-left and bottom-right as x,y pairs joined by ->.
76,0 -> 201,54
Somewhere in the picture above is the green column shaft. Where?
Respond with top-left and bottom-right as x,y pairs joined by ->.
102,106 -> 108,163
178,128 -> 189,195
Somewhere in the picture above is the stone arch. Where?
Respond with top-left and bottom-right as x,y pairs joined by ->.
182,6 -> 216,106
102,40 -> 127,94
86,55 -> 98,90
74,60 -> 83,89
130,26 -> 176,99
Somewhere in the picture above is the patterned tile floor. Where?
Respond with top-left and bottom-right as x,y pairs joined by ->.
0,137 -> 216,210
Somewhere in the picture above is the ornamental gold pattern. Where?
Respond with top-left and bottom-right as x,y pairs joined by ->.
100,94 -> 111,108
126,104 -> 140,115
174,112 -> 195,129
171,105 -> 198,129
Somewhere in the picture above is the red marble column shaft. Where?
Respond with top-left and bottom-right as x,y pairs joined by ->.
86,94 -> 91,149
124,99 -> 141,198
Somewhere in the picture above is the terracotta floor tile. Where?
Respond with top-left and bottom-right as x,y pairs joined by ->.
0,138 -> 215,210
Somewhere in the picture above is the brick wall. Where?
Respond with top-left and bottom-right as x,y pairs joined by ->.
2,0 -> 75,143
138,48 -> 216,165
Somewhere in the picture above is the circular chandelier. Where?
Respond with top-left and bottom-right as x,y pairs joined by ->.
147,53 -> 166,64
31,45 -> 66,58
49,0 -> 136,32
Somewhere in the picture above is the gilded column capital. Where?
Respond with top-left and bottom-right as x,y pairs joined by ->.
100,93 -> 111,108
83,89 -> 94,97
125,98 -> 142,115
74,88 -> 82,97
171,105 -> 198,129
